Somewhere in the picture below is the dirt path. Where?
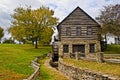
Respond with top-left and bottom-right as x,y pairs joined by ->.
44,59 -> 69,80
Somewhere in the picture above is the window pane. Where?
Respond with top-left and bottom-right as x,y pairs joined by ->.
66,27 -> 71,36
63,45 -> 69,53
89,44 -> 95,53
87,27 -> 92,35
76,27 -> 81,36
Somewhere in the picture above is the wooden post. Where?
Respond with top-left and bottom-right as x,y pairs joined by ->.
75,52 -> 79,60
97,52 -> 104,63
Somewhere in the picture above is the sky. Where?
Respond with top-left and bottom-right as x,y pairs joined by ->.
0,0 -> 120,39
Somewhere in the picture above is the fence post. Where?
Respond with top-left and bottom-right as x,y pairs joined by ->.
75,52 -> 79,60
97,52 -> 104,63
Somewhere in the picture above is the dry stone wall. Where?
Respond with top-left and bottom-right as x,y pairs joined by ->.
58,59 -> 119,80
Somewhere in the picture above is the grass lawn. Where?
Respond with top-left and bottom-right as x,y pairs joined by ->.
103,44 -> 120,59
63,58 -> 120,77
37,58 -> 68,80
0,44 -> 51,80
104,44 -> 120,54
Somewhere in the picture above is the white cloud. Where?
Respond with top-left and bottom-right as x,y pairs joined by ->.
0,0 -> 120,39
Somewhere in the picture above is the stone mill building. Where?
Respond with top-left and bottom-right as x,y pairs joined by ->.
52,6 -> 102,61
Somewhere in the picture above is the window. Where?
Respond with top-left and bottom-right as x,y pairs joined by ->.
63,45 -> 69,53
87,27 -> 92,35
89,44 -> 95,53
76,27 -> 81,36
66,27 -> 71,36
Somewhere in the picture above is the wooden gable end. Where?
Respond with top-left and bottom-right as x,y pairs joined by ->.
57,7 -> 100,29
57,6 -> 101,40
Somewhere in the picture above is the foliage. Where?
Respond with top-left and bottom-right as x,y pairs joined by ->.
40,27 -> 53,45
0,44 -> 51,80
0,27 -> 4,41
96,4 -> 120,36
9,7 -> 30,42
9,6 -> 58,48
63,58 -> 120,77
3,39 -> 14,44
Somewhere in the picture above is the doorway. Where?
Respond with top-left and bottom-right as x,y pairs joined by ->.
72,44 -> 85,57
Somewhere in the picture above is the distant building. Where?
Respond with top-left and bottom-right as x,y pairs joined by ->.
106,33 -> 120,44
106,33 -> 115,44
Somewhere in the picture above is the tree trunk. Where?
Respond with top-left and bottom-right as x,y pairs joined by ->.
35,37 -> 38,49
23,39 -> 26,44
105,33 -> 107,49
118,36 -> 120,44
117,36 -> 120,44
32,39 -> 34,46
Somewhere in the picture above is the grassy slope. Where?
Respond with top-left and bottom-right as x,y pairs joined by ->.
0,44 -> 51,80
104,45 -> 120,59
63,58 -> 120,77
104,44 -> 120,54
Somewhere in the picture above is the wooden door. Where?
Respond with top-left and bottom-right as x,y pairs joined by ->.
73,45 -> 85,53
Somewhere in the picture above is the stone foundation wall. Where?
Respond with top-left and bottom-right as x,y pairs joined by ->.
58,39 -> 101,59
58,59 -> 119,80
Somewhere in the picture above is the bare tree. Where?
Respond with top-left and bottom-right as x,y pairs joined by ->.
96,4 -> 120,42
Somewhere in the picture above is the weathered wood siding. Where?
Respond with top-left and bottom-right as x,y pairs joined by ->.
57,7 -> 101,41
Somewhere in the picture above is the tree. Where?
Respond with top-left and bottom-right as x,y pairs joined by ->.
9,6 -> 58,48
9,7 -> 28,43
40,27 -> 53,45
96,4 -> 120,39
29,6 -> 58,48
9,25 -> 26,43
0,27 -> 4,42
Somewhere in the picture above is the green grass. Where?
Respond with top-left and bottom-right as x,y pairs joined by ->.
104,44 -> 120,54
104,44 -> 120,59
0,44 -> 51,80
37,58 -> 68,80
63,58 -> 120,77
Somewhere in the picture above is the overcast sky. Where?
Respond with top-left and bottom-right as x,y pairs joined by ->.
0,0 -> 120,39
